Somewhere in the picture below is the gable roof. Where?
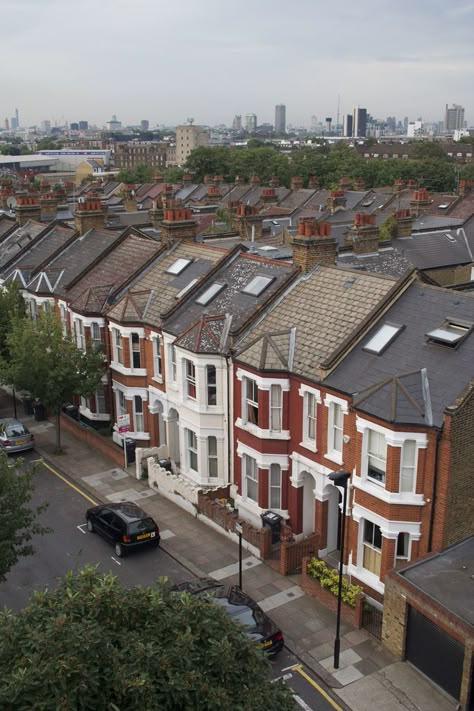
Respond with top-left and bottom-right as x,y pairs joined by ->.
1,222 -> 75,277
174,314 -> 230,353
237,329 -> 295,371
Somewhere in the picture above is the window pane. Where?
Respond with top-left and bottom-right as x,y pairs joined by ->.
269,463 -> 281,509
396,532 -> 409,558
307,393 -> 316,440
207,365 -> 217,405
367,430 -> 386,482
400,440 -> 416,492
208,436 -> 218,477
270,385 -> 282,431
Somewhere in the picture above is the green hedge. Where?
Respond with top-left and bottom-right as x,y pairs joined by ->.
306,557 -> 363,608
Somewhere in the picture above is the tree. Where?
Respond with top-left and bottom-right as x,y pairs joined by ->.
0,567 -> 294,710
379,214 -> 398,241
1,312 -> 104,453
0,452 -> 49,582
0,283 -> 25,360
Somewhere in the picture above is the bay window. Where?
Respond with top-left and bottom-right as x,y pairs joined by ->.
367,430 -> 387,484
185,359 -> 196,399
362,520 -> 382,576
113,329 -> 123,365
207,436 -> 218,477
243,454 -> 258,503
116,390 -> 127,417
133,396 -> 144,432
270,385 -> 282,432
187,429 -> 198,471
243,377 -> 259,426
206,365 -> 217,405
152,336 -> 162,379
91,322 -> 102,350
131,333 -> 141,368
269,463 -> 281,509
75,319 -> 85,351
168,344 -> 177,382
399,439 -> 416,492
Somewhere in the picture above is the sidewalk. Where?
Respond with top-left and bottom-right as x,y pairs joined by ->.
2,391 -> 456,711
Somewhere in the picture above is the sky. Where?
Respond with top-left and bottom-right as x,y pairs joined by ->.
1,0 -> 473,129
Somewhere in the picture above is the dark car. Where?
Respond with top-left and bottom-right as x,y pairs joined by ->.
85,502 -> 160,557
172,578 -> 284,656
0,417 -> 34,454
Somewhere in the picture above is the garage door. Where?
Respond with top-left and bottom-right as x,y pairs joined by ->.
406,606 -> 464,702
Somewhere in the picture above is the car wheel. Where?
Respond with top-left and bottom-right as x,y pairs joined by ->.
114,543 -> 123,557
86,518 -> 95,533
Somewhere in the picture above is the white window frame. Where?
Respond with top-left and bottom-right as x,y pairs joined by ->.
362,519 -> 382,577
130,333 -> 141,369
91,322 -> 102,349
367,428 -> 387,486
152,335 -> 162,380
206,365 -> 217,406
59,304 -> 68,336
96,387 -> 106,414
168,344 -> 177,382
243,453 -> 258,503
207,436 -> 218,477
75,319 -> 86,351
399,439 -> 417,493
242,377 -> 259,426
116,389 -> 127,417
269,463 -> 281,509
269,384 -> 282,433
185,359 -> 197,400
113,328 -> 123,365
186,428 -> 198,472
324,394 -> 348,464
133,395 -> 144,432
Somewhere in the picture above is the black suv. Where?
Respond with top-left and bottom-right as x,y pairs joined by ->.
86,502 -> 160,557
172,578 -> 284,656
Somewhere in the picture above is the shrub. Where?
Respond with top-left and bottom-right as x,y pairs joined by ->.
306,557 -> 363,608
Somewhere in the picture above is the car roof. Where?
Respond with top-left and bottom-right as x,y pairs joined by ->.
106,502 -> 151,522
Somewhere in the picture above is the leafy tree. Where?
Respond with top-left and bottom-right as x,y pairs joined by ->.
379,214 -> 398,241
1,312 -> 104,453
0,452 -> 49,582
0,567 -> 294,710
162,166 -> 185,183
134,162 -> 154,183
411,141 -> 449,161
0,283 -> 25,360
34,138 -> 64,150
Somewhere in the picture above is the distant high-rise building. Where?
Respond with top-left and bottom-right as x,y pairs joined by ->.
310,115 -> 318,132
40,120 -> 51,133
11,114 -> 18,130
106,115 -> 122,130
343,114 -> 353,137
78,120 -> 89,130
445,104 -> 465,131
5,118 -> 9,130
140,120 -> 149,131
352,106 -> 367,137
275,104 -> 286,133
245,113 -> 257,132
175,123 -> 209,165
325,117 -> 332,134
70,123 -> 79,131
232,114 -> 242,131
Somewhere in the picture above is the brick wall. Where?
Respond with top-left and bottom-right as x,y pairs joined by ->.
301,558 -> 363,628
60,413 -> 124,467
279,533 -> 320,575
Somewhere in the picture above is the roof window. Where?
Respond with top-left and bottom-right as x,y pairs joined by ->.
166,258 -> 192,275
363,322 -> 403,355
196,282 -> 225,306
242,275 -> 275,297
426,320 -> 472,347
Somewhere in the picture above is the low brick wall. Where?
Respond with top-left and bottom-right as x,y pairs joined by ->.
301,557 -> 364,628
279,533 -> 320,575
59,414 -> 125,467
197,491 -> 272,558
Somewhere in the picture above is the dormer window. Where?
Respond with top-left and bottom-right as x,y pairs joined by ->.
426,319 -> 472,348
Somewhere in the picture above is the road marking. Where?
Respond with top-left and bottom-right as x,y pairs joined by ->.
272,673 -> 293,683
209,556 -> 261,580
76,524 -> 87,534
293,695 -> 313,711
258,585 -> 304,612
110,557 -> 122,566
40,460 -> 97,505
291,665 -> 342,711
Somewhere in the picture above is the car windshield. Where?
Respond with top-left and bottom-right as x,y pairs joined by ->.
214,597 -> 265,628
4,423 -> 26,437
128,518 -> 155,534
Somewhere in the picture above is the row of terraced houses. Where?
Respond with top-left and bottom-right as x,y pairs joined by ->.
0,186 -> 473,604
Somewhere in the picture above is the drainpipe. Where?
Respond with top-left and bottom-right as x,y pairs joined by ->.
427,427 -> 442,553
225,354 -> 232,489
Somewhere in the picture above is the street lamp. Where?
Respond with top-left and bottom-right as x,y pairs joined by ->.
328,469 -> 351,670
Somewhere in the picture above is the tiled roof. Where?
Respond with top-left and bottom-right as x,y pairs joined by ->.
106,241 -> 228,327
237,329 -> 295,371
447,193 -> 474,220
2,223 -> 74,275
0,215 -> 16,239
235,265 -> 398,379
278,188 -> 316,211
174,314 -> 229,353
392,228 -> 473,269
0,220 -> 47,270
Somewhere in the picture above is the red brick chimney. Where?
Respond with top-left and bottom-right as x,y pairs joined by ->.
291,176 -> 303,191
260,187 -> 277,204
269,175 -> 280,188
327,189 -> 346,213
353,177 -> 365,191
0,179 -> 14,211
393,208 -> 414,237
15,194 -> 42,225
308,175 -> 320,190
160,200 -> 197,244
205,185 -> 221,204
182,173 -> 192,185
393,178 -> 405,193
39,179 -> 51,195
345,213 -> 380,254
458,179 -> 473,197
250,175 -> 260,186
409,188 -> 431,217
203,175 -> 214,186
39,192 -> 60,221
153,174 -> 164,184
232,202 -> 263,240
291,219 -> 337,271
148,197 -> 164,229
338,177 -> 351,191
74,195 -> 107,234
234,175 -> 244,184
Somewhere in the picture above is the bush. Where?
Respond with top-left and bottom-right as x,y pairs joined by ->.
306,557 -> 363,608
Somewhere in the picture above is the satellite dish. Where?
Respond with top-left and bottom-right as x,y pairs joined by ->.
7,196 -> 17,209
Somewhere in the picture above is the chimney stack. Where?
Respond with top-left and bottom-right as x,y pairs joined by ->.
393,178 -> 405,193
269,175 -> 280,188
394,208 -> 414,237
74,195 -> 107,234
409,188 -> 431,217
160,200 -> 197,244
39,192 -> 60,222
15,194 -> 41,225
250,175 -> 260,186
232,202 -> 263,240
291,219 -> 337,271
122,184 -> 136,212
205,185 -> 221,204
458,179 -> 473,197
181,173 -> 192,185
0,179 -> 14,211
308,175 -> 320,190
353,177 -> 365,191
327,189 -> 346,213
345,213 -> 380,254
148,197 -> 164,230
260,187 -> 277,204
291,176 -> 303,191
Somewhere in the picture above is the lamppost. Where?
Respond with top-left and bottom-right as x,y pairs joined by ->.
328,469 -> 351,670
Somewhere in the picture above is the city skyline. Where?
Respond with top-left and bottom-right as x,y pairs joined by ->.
1,0 -> 473,128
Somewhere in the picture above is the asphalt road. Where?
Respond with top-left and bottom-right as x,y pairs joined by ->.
0,451 -> 343,711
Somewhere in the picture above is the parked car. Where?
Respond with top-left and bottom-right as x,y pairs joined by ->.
0,418 -> 34,454
172,578 -> 284,656
85,502 -> 160,557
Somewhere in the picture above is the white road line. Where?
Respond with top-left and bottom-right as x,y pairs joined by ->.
281,664 -> 297,672
76,524 -> 87,534
272,673 -> 293,683
293,694 -> 313,710
110,557 -> 122,566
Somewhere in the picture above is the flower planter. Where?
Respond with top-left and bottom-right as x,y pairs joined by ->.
301,557 -> 364,629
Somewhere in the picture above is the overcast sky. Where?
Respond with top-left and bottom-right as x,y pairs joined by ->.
2,0 -> 473,129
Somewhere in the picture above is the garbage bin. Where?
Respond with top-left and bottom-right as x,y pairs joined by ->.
261,510 -> 283,544
124,437 -> 136,465
158,458 -> 172,473
33,401 -> 46,421
63,404 -> 79,420
23,396 -> 34,416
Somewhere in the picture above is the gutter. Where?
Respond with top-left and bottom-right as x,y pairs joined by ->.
427,427 -> 442,553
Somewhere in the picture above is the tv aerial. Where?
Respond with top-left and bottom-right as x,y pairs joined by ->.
187,117 -> 194,125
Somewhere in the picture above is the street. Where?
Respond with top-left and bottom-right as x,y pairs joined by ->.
0,450 -> 343,710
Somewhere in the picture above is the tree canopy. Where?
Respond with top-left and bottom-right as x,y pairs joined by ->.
0,312 -> 104,452
0,452 -> 49,582
0,283 -> 25,360
0,567 -> 294,710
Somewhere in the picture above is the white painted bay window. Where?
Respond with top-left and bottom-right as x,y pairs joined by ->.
399,439 -> 416,492
243,453 -> 258,503
59,304 -> 68,335
113,328 -> 123,365
270,384 -> 282,432
168,344 -> 177,382
75,319 -> 85,351
133,395 -> 144,432
362,520 -> 382,577
187,429 -> 198,471
116,389 -> 127,417
152,336 -> 162,379
185,359 -> 196,399
206,365 -> 217,406
91,322 -> 102,350
131,333 -> 141,369
207,436 -> 218,477
367,430 -> 387,484
269,463 -> 281,509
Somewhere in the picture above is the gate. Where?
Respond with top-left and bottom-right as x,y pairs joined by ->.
362,600 -> 383,640
406,606 -> 464,703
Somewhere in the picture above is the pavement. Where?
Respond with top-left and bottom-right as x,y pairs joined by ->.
1,389 -> 458,711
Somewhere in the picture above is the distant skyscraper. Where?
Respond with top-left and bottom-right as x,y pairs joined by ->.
275,104 -> 286,133
11,109 -> 18,130
70,122 -> 79,131
343,114 -> 353,137
445,104 -> 465,131
232,114 -> 242,130
78,120 -> 89,130
352,106 -> 367,137
40,120 -> 51,133
140,120 -> 149,131
245,113 -> 257,132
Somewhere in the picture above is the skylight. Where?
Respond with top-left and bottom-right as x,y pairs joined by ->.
196,282 -> 225,306
242,275 -> 275,297
426,321 -> 471,347
363,323 -> 403,355
166,258 -> 192,275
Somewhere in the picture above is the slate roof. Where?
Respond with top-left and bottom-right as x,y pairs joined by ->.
66,232 -> 162,314
3,223 -> 75,276
0,220 -> 47,270
325,281 -> 474,427
391,228 -> 473,270
164,252 -> 297,351
0,215 -> 16,239
106,241 -> 228,327
174,314 -> 230,354
337,247 -> 415,278
278,188 -> 316,211
235,265 -> 399,380
447,193 -> 474,221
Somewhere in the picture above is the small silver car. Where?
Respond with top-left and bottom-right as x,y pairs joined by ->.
0,418 -> 34,454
